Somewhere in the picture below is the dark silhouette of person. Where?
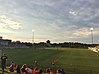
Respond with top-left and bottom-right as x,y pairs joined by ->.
61,68 -> 66,74
1,54 -> 8,74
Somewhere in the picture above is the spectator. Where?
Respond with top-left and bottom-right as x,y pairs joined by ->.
32,67 -> 38,74
38,68 -> 43,74
60,68 -> 66,74
16,65 -> 21,74
56,69 -> 61,74
1,54 -> 8,74
20,64 -> 27,74
46,68 -> 50,74
11,61 -> 16,68
32,68 -> 35,74
25,67 -> 32,74
9,64 -> 14,72
49,69 -> 53,74
35,67 -> 39,74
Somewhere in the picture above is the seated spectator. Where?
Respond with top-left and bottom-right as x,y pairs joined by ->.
56,69 -> 61,74
25,67 -> 32,74
46,68 -> 50,74
16,65 -> 21,74
49,69 -> 53,74
9,64 -> 14,72
32,67 -> 39,74
60,68 -> 66,74
20,64 -> 27,74
32,68 -> 35,74
38,68 -> 43,74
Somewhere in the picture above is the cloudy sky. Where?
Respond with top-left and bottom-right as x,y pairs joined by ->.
0,0 -> 99,44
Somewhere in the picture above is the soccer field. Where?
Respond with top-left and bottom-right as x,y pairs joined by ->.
1,48 -> 99,74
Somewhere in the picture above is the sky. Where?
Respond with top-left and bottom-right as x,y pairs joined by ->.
0,0 -> 99,44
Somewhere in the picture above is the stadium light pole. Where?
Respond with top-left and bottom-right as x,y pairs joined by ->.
32,29 -> 35,44
32,29 -> 35,49
90,28 -> 93,46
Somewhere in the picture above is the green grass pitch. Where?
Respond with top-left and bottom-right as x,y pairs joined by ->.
1,48 -> 99,74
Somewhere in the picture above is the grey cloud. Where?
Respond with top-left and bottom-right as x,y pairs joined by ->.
0,0 -> 99,43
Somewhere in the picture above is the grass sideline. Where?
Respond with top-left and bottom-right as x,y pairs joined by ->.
0,48 -> 99,74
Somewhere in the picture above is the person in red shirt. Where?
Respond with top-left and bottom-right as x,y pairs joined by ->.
9,64 -> 14,72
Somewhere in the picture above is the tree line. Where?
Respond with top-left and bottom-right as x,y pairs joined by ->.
15,40 -> 98,48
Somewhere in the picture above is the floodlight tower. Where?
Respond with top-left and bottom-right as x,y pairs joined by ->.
90,28 -> 93,46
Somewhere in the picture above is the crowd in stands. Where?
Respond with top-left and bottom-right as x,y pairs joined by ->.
8,63 -> 66,74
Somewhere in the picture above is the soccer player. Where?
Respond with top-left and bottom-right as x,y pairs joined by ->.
51,59 -> 55,66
